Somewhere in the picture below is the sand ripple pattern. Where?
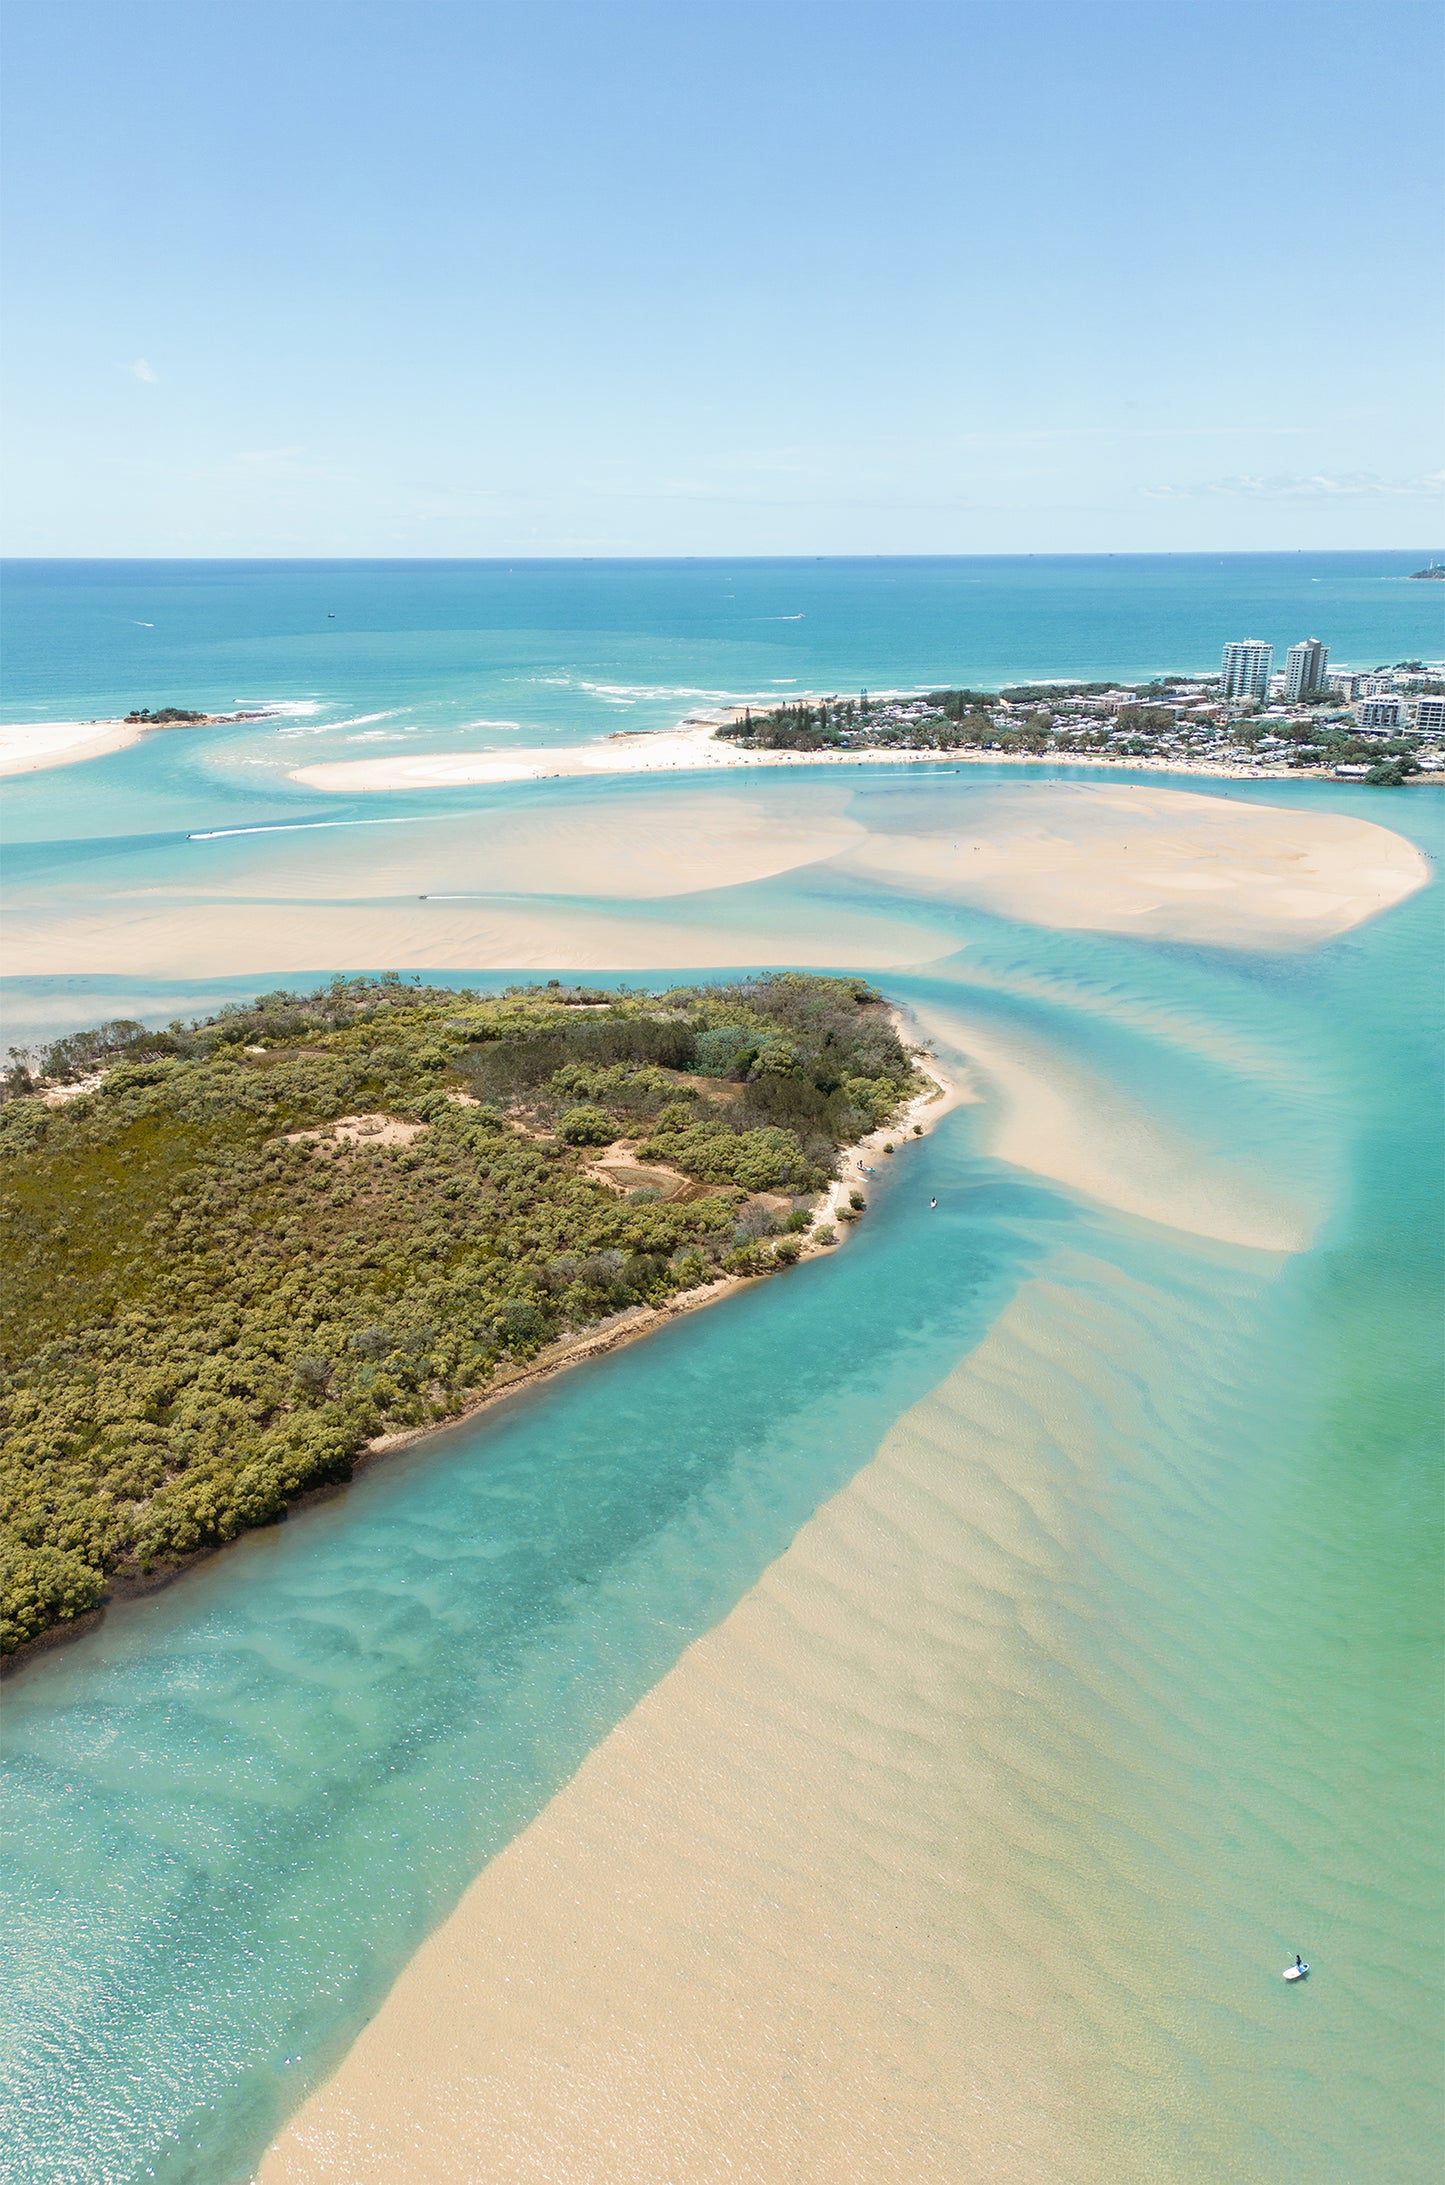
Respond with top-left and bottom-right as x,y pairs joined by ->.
263,1232 -> 1440,2184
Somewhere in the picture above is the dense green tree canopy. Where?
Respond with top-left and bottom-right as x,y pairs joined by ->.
1,975 -> 916,1652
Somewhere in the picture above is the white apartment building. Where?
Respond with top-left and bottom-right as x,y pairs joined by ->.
1220,640 -> 1274,703
1285,638 -> 1329,701
1413,695 -> 1445,733
1358,694 -> 1404,730
1329,670 -> 1366,700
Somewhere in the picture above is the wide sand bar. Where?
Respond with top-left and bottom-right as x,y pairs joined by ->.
2,779 -> 1429,980
838,780 -> 1432,950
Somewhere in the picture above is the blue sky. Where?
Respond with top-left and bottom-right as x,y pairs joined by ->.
2,0 -> 1440,556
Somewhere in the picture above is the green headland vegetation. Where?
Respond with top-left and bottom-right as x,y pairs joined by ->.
0,974 -> 919,1653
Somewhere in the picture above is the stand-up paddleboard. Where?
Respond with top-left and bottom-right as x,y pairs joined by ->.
1283,1960 -> 1309,1982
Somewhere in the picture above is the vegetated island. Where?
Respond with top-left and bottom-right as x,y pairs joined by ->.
122,705 -> 278,726
0,974 -> 938,1656
1408,564 -> 1444,580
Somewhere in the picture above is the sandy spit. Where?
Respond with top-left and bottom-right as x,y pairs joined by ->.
287,716 -> 1438,796
906,994 -> 1310,1253
0,718 -> 152,776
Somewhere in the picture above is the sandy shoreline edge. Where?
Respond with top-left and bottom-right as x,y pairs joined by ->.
0,710 -> 282,778
288,714 -> 1419,794
346,1036 -> 955,1478
0,717 -> 156,776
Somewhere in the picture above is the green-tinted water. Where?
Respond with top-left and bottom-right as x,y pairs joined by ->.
1,770 -> 1440,2183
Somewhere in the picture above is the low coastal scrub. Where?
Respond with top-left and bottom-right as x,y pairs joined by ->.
0,974 -> 917,1652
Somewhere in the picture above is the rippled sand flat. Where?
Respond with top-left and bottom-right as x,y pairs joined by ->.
0,890 -> 949,979
265,1242 -> 1398,2184
908,995 -> 1313,1252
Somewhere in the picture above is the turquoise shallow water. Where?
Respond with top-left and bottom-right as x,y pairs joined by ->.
3,551 -> 1442,852
1,562 -> 1442,2182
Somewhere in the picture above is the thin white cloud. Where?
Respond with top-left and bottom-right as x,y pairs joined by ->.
1143,468 -> 1445,501
129,357 -> 158,383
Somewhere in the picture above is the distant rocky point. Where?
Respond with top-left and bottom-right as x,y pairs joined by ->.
1408,564 -> 1444,580
123,706 -> 276,725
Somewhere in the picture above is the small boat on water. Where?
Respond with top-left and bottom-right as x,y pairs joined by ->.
1283,1957 -> 1309,1982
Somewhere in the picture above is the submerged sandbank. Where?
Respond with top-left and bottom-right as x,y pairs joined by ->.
3,778 -> 1428,981
907,994 -> 1310,1252
0,889 -> 950,980
258,1245 -> 1295,2185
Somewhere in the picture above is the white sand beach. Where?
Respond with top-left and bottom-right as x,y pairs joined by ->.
0,717 -> 151,777
288,716 -> 1352,797
287,718 -> 755,793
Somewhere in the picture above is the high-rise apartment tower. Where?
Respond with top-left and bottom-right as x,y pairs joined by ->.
1219,640 -> 1274,704
1285,638 -> 1329,701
